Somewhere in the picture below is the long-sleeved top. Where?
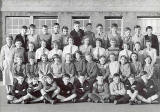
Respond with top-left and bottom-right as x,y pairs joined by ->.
13,47 -> 25,63
52,32 -> 62,49
130,61 -> 142,76
74,59 -> 87,76
38,62 -> 51,79
35,47 -> 49,60
122,35 -> 133,50
28,34 -> 40,50
50,62 -> 62,78
39,33 -> 52,50
97,63 -> 110,79
119,63 -> 131,78
48,49 -> 62,60
62,45 -> 78,58
108,61 -> 120,78
13,63 -> 26,78
79,45 -> 92,55
143,64 -> 154,79
84,31 -> 95,47
26,63 -> 38,78
62,62 -> 76,77
109,81 -> 126,95
61,34 -> 70,48
92,47 -> 106,60
118,49 -> 132,61
132,34 -> 144,49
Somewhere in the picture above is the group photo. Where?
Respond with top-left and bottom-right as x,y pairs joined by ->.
0,0 -> 160,112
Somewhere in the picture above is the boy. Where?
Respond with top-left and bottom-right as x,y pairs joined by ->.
95,24 -> 109,49
52,23 -> 62,49
56,74 -> 77,102
39,25 -> 52,50
70,21 -> 84,46
26,42 -> 35,63
14,26 -> 28,51
73,74 -> 91,102
107,23 -> 122,49
109,73 -> 127,104
135,71 -> 159,104
28,24 -> 40,50
7,75 -> 28,104
35,40 -> 49,62
84,23 -> 95,47
144,26 -> 159,56
61,26 -> 70,49
88,74 -> 110,103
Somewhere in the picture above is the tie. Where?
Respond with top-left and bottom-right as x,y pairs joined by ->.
126,50 -> 129,59
70,46 -> 72,54
97,48 -> 100,59
117,84 -> 119,90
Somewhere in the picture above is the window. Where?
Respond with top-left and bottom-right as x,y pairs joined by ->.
137,17 -> 160,38
105,16 -> 123,35
34,16 -> 58,34
72,16 -> 90,30
5,16 -> 30,35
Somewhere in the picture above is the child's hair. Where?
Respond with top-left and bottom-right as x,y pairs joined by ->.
74,21 -> 80,25
110,38 -> 117,43
85,53 -> 93,59
130,52 -> 138,62
29,24 -> 36,29
99,55 -> 106,61
28,41 -> 35,47
22,25 -> 28,29
29,55 -> 35,60
145,55 -> 152,64
95,38 -> 102,45
52,54 -> 61,60
113,73 -> 120,77
122,42 -> 130,49
67,37 -> 74,43
125,27 -> 131,31
96,23 -> 103,28
53,23 -> 60,26
86,23 -> 92,26
111,23 -> 118,28
42,25 -> 48,28
65,53 -> 72,61
146,26 -> 152,31
40,39 -> 47,44
62,73 -> 70,79
16,75 -> 25,80
120,55 -> 127,63
134,25 -> 141,29
74,50 -> 83,58
145,40 -> 152,43
41,54 -> 48,60
62,26 -> 69,31
6,34 -> 13,40
15,39 -> 22,43
52,40 -> 59,48
82,35 -> 90,44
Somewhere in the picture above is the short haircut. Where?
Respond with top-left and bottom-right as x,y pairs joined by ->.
110,38 -> 117,42
52,54 -> 61,60
86,23 -> 92,26
15,39 -> 22,43
111,23 -> 118,28
28,41 -> 35,46
63,74 -> 70,79
22,25 -> 28,29
97,73 -> 103,77
53,23 -> 60,26
99,55 -> 106,60
74,50 -> 83,57
6,35 -> 13,40
62,26 -> 69,31
125,27 -> 131,31
109,52 -> 116,57
146,26 -> 153,31
52,40 -> 59,48
41,54 -> 48,59
120,55 -> 127,60
42,25 -> 48,28
134,25 -> 141,29
96,23 -> 103,28
95,38 -> 102,43
28,55 -> 35,60
74,21 -> 80,25
40,39 -> 47,44
113,73 -> 120,77
29,24 -> 36,29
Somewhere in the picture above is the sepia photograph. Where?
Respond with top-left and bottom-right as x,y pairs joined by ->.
0,0 -> 160,112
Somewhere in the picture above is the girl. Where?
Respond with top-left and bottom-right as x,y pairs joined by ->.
130,52 -> 142,78
26,42 -> 35,63
79,36 -> 93,55
119,55 -> 131,82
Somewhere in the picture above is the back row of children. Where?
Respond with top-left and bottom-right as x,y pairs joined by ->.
0,21 -> 159,105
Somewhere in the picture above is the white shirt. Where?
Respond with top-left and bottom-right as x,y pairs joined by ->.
35,47 -> 49,60
118,49 -> 132,61
143,48 -> 157,64
109,61 -> 120,78
48,49 -> 62,59
92,47 -> 106,59
63,45 -> 78,58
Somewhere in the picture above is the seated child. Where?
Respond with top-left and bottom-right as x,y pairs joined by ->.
26,42 -> 36,63
7,75 -> 28,104
109,73 -> 127,104
88,74 -> 110,103
56,74 -> 77,102
135,71 -> 159,104
73,74 -> 91,102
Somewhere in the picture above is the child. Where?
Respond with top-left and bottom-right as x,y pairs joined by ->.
35,40 -> 49,62
52,23 -> 62,49
7,75 -> 28,104
50,54 -> 62,79
48,41 -> 63,60
39,25 -> 52,50
84,23 -> 95,47
88,74 -> 110,103
97,56 -> 110,82
92,38 -> 106,61
26,56 -> 38,82
14,26 -> 28,51
108,53 -> 120,82
56,74 -> 77,102
119,55 -> 131,82
106,38 -> 120,60
135,71 -> 159,104
38,54 -> 51,82
73,74 -> 91,102
26,42 -> 35,63
109,73 -> 127,104
118,42 -> 132,61
13,56 -> 26,78
28,24 -> 40,50
143,40 -> 157,65
144,26 -> 159,56
62,53 -> 76,84
70,21 -> 84,46
122,27 -> 133,50
61,26 -> 70,48
143,56 -> 154,80
79,36 -> 93,55
13,39 -> 25,63
132,25 -> 144,49
95,24 -> 108,49
130,52 -> 142,78
0,35 -> 15,95
85,53 -> 99,85
74,51 -> 87,76
107,23 -> 122,49
62,37 -> 78,58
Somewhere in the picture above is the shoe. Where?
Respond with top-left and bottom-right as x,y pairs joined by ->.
151,100 -> 159,104
50,100 -> 55,104
114,100 -> 118,105
136,100 -> 142,105
129,100 -> 134,105
7,100 -> 12,104
43,99 -> 47,104
104,99 -> 110,103
87,98 -> 92,102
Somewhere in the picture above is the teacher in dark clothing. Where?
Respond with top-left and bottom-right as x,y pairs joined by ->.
144,26 -> 159,56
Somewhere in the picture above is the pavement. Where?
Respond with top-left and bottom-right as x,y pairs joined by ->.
1,82 -> 160,112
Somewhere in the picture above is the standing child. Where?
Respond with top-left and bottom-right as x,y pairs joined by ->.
26,42 -> 35,63
70,21 -> 84,47
0,35 -> 15,95
61,26 -> 70,49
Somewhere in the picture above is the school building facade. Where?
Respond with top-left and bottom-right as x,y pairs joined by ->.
0,0 -> 160,47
